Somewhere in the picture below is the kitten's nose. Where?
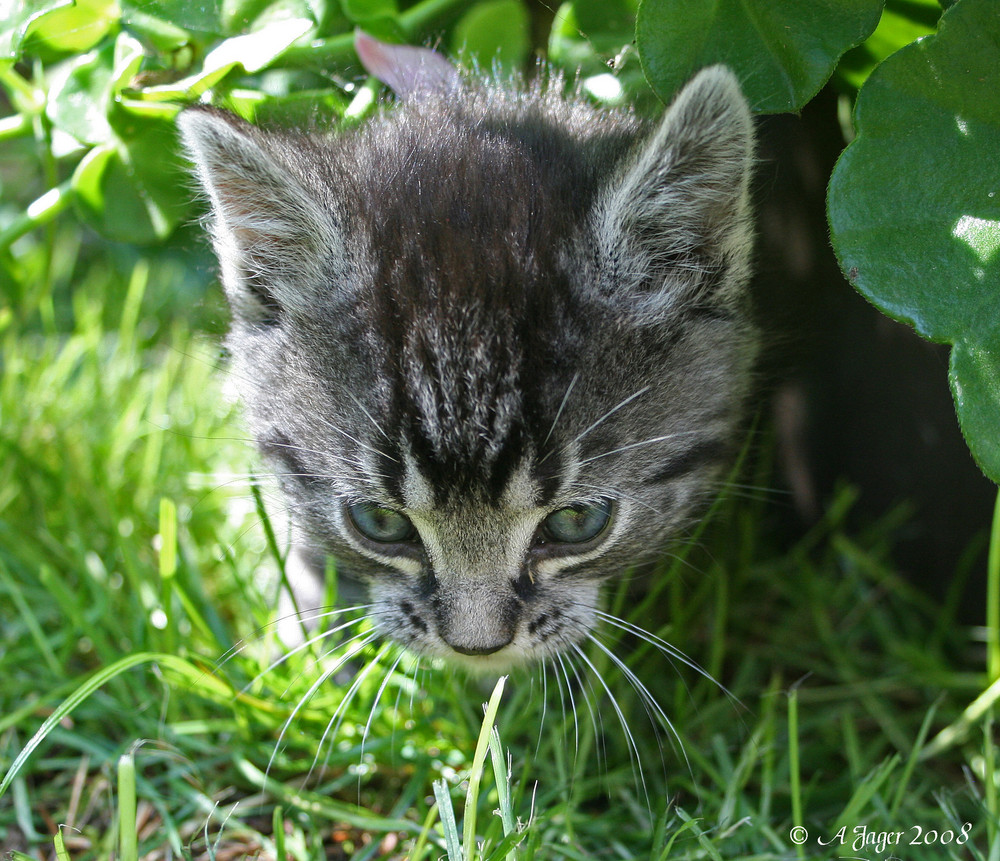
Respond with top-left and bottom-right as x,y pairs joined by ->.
433,580 -> 518,657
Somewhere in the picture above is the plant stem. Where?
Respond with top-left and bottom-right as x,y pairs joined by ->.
986,490 -> 1000,848
0,181 -> 73,253
988,490 -> 1000,683
0,114 -> 31,141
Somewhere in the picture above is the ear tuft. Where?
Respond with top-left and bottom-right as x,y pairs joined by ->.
595,65 -> 755,317
355,30 -> 461,101
178,108 -> 339,324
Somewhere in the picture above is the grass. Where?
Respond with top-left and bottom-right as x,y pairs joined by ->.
2,225 -> 999,860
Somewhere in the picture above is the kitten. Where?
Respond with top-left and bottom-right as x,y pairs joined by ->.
179,35 -> 756,673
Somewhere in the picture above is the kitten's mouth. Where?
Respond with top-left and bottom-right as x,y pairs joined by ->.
448,642 -> 510,657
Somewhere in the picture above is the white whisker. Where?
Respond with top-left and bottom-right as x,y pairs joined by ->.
346,391 -> 394,443
266,631 -> 378,780
538,385 -> 650,465
541,372 -> 579,449
577,429 -> 704,467
535,660 -> 549,755
216,604 -> 371,673
593,609 -> 740,704
571,643 -> 648,801
554,653 -> 579,763
585,632 -> 684,783
359,649 -> 406,780
308,641 -> 392,784
313,413 -> 399,463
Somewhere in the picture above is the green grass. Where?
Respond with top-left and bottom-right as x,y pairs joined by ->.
2,227 -> 999,860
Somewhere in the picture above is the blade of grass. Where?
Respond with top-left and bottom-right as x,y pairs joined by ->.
236,760 -> 422,834
0,652 -> 203,799
987,489 -> 1000,848
989,491 -> 1000,683
434,779 -> 463,861
889,699 -> 939,816
159,497 -> 178,656
465,676 -> 508,861
53,828 -> 71,861
118,752 -> 138,861
489,727 -> 516,847
0,561 -> 60,675
788,685 -> 804,861
831,754 -> 900,833
410,800 -> 442,861
921,668 -> 1000,759
273,806 -> 287,861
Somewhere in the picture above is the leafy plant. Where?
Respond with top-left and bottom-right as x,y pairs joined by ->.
4,0 -> 994,481
828,0 -> 1000,483
3,0 -> 999,859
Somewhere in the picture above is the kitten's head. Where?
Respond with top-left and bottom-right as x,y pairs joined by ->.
180,50 -> 755,672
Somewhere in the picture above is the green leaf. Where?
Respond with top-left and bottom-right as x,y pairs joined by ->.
19,0 -> 118,60
118,6 -> 192,52
120,0 -> 223,34
46,45 -> 115,144
549,0 -> 636,73
249,88 -> 347,124
451,0 -> 530,69
828,0 -> 1000,484
47,32 -> 144,145
340,0 -> 398,20
836,0 -> 941,92
223,0 -> 320,35
548,0 -> 656,110
636,0 -> 884,112
200,15 -> 313,74
1,0 -> 66,60
71,108 -> 190,244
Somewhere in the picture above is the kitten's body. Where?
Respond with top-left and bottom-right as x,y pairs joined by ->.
181,48 -> 755,672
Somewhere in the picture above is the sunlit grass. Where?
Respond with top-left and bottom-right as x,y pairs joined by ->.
1,232 -> 998,858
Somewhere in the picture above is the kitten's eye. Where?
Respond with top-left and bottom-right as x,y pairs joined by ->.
347,502 -> 417,543
540,499 -> 613,544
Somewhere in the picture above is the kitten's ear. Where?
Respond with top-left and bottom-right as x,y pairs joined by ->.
596,66 -> 754,317
355,30 -> 461,100
178,107 -> 339,325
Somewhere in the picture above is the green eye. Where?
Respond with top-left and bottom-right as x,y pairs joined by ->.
541,499 -> 613,544
347,502 -> 417,543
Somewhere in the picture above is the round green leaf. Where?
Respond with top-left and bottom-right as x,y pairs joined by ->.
72,109 -> 190,244
549,0 -> 633,73
20,0 -> 117,60
451,0 -> 530,69
636,0 -> 883,112
1,1 -> 63,60
828,0 -> 1000,483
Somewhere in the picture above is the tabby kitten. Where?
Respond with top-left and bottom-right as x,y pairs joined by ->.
179,35 -> 756,673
